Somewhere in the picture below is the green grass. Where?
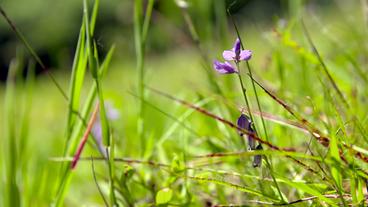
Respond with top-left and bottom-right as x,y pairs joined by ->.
1,0 -> 368,206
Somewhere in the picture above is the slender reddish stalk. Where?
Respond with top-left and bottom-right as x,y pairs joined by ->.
249,75 -> 368,165
148,87 -> 285,151
71,103 -> 100,169
148,87 -> 331,176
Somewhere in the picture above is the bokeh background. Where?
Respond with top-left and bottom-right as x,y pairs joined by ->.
0,0 -> 341,81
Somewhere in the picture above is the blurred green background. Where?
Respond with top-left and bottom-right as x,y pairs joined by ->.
0,0 -> 339,81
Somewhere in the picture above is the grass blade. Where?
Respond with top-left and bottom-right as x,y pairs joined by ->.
65,21 -> 87,145
301,20 -> 349,108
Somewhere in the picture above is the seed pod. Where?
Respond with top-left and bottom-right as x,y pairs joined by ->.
248,123 -> 257,150
236,114 -> 256,150
252,144 -> 263,168
237,114 -> 250,137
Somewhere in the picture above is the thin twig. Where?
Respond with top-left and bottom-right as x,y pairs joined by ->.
71,103 -> 100,169
128,91 -> 200,137
177,1 -> 223,95
249,75 -> 331,146
91,156 -> 109,207
213,194 -> 354,206
148,87 -> 322,176
148,87 -> 286,151
301,19 -> 349,108
249,75 -> 368,166
51,156 -> 170,168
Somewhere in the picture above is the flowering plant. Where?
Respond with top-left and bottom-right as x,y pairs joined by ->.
213,38 -> 252,74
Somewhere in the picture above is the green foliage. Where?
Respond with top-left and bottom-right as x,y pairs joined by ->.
156,188 -> 173,205
1,1 -> 368,206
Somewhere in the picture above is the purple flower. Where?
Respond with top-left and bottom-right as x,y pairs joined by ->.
234,38 -> 241,57
237,114 -> 256,150
213,38 -> 252,74
213,60 -> 238,74
91,119 -> 105,156
222,38 -> 252,63
92,101 -> 120,157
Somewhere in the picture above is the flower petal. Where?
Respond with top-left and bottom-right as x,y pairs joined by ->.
213,60 -> 237,74
91,120 -> 107,157
239,50 -> 252,61
222,50 -> 235,61
233,38 -> 241,56
105,101 -> 120,120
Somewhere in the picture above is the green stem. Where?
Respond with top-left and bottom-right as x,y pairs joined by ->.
245,61 -> 285,203
106,142 -> 118,206
235,63 -> 254,150
245,62 -> 268,140
231,11 -> 284,198
134,0 -> 155,157
142,0 -> 155,44
235,63 -> 254,122
134,0 -> 145,155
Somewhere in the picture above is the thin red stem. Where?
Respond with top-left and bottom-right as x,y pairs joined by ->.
71,103 -> 100,169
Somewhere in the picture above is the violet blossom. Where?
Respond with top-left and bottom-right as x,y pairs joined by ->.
213,60 -> 238,74
91,101 -> 120,157
213,38 -> 252,74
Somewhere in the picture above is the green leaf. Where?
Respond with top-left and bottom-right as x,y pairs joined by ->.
120,165 -> 135,183
156,188 -> 173,205
271,185 -> 288,203
329,134 -> 342,190
281,179 -> 338,206
170,154 -> 185,173
185,175 -> 278,201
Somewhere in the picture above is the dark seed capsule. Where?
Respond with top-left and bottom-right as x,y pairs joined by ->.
248,124 -> 257,150
237,114 -> 251,137
236,114 -> 257,150
253,144 -> 263,168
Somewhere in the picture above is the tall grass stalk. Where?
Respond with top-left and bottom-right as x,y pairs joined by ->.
84,0 -> 110,147
301,20 -> 349,108
235,61 -> 285,202
53,0 -> 116,205
19,60 -> 35,206
362,0 -> 368,27
177,1 -> 224,95
245,62 -> 286,202
65,21 -> 87,147
107,137 -> 118,206
229,12 -> 285,201
134,0 -> 154,156
4,59 -> 21,207
2,51 -> 35,206
91,157 -> 109,206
